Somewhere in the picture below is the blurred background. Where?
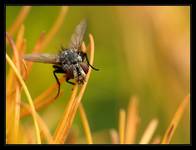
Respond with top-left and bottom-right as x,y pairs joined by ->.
6,6 -> 190,144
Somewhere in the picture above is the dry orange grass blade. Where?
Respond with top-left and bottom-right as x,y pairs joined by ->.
12,87 -> 21,143
32,32 -> 46,52
16,26 -> 28,79
32,77 -> 64,105
6,63 -> 15,142
6,27 -> 26,139
65,129 -> 78,144
6,104 -> 15,143
125,96 -> 140,144
21,103 -> 54,143
6,32 -> 23,143
6,25 -> 26,96
20,77 -> 65,118
24,6 -> 68,78
119,109 -> 126,144
53,84 -> 79,144
6,34 -> 20,93
161,94 -> 190,144
15,125 -> 29,143
21,58 -> 28,78
25,32 -> 46,77
16,25 -> 27,77
151,136 -> 161,144
8,6 -> 31,36
38,6 -> 68,51
20,91 -> 64,118
16,25 -> 25,52
18,125 -> 36,144
6,53 -> 41,144
110,129 -> 119,144
53,34 -> 95,144
79,104 -> 93,144
6,66 -> 16,144
139,119 -> 158,144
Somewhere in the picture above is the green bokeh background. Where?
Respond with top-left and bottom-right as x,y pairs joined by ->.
6,6 -> 190,144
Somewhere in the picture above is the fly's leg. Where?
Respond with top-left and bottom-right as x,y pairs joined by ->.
53,65 -> 62,69
83,53 -> 99,71
53,65 -> 64,98
61,64 -> 76,85
66,77 -> 75,85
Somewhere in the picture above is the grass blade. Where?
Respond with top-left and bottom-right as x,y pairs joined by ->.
53,85 -> 79,143
21,103 -> 54,143
151,136 -> 161,144
6,53 -> 41,144
139,119 -> 158,144
20,77 -> 64,118
161,94 -> 190,144
38,6 -> 68,50
6,32 -> 22,143
119,109 -> 126,144
110,129 -> 119,144
8,6 -> 31,36
125,96 -> 140,144
79,104 -> 93,144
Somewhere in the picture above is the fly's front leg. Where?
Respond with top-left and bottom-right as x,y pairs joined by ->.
83,53 -> 99,71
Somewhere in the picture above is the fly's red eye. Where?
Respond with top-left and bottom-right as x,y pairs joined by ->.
80,62 -> 89,74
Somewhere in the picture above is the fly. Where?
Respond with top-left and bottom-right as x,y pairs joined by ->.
23,19 -> 99,98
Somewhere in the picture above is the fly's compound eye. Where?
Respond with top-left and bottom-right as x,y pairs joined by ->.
80,62 -> 89,74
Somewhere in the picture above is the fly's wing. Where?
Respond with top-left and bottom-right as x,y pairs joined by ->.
68,19 -> 87,50
23,53 -> 59,64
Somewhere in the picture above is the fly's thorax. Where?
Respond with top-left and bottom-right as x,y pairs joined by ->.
59,49 -> 83,66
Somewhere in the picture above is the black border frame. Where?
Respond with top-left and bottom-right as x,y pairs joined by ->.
2,0 -> 192,147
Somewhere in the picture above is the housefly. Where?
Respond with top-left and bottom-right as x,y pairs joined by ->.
23,19 -> 99,98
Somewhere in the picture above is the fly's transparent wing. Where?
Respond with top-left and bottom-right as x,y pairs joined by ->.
23,53 -> 59,64
68,19 -> 87,50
